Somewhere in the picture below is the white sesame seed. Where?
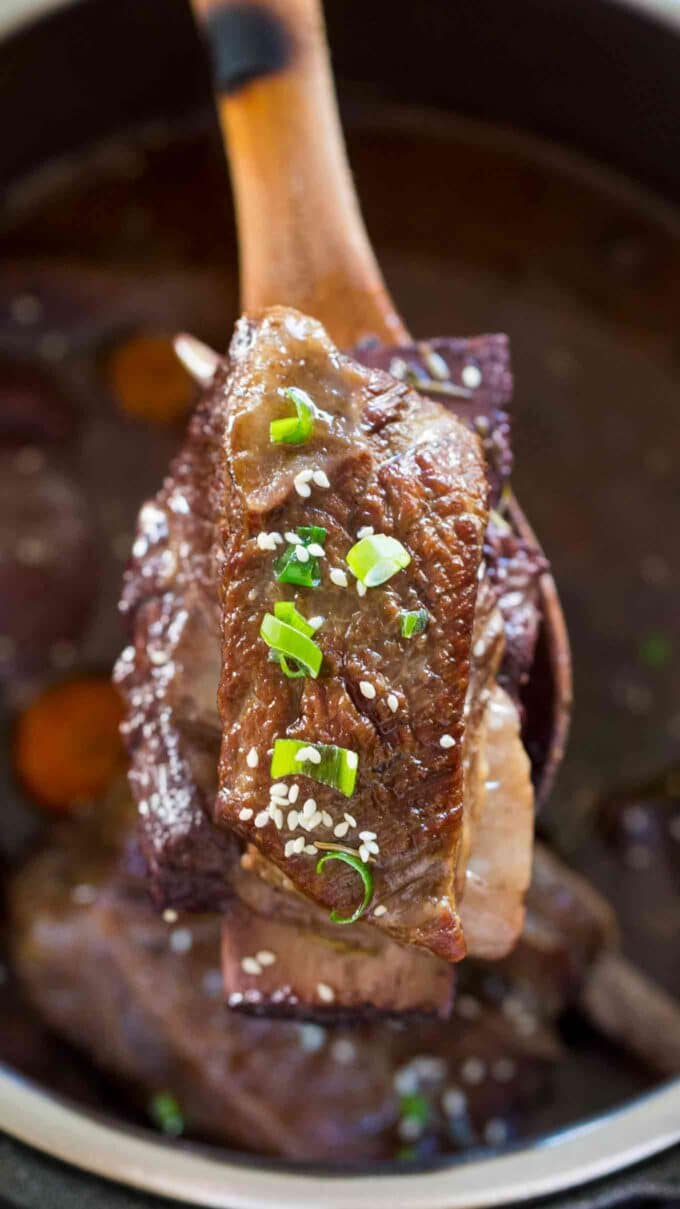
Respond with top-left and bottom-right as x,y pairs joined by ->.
304,843 -> 318,855
359,830 -> 377,841
293,836 -> 305,854
484,1119 -> 509,1146
424,349 -> 450,381
330,568 -> 348,588
334,821 -> 350,838
308,616 -> 324,631
307,748 -> 322,765
344,813 -> 357,827
162,909 -> 178,924
394,1065 -> 419,1095
312,469 -> 330,488
170,928 -> 193,954
295,544 -> 310,562
317,982 -> 335,1003
241,957 -> 262,976
302,797 -> 317,818
331,1038 -> 356,1064
374,904 -> 387,917
359,680 -> 376,699
440,733 -> 456,748
288,784 -> 300,803
271,532 -> 284,545
239,807 -> 254,821
254,811 -> 269,828
443,1087 -> 467,1117
461,1057 -> 486,1085
457,994 -> 481,1020
356,580 -> 367,597
345,751 -> 358,770
297,468 -> 314,483
399,1117 -> 423,1142
321,811 -> 333,828
284,840 -> 297,858
256,532 -> 276,551
272,808 -> 284,829
387,693 -> 399,713
492,1058 -> 517,1083
462,363 -> 482,389
357,526 -> 374,539
287,810 -> 299,830
307,543 -> 326,557
284,531 -> 299,544
365,840 -> 379,856
270,783 -> 289,799
294,476 -> 312,498
256,950 -> 277,966
246,747 -> 259,768
359,844 -> 371,862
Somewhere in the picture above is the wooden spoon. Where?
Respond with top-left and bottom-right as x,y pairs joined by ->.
189,0 -> 571,803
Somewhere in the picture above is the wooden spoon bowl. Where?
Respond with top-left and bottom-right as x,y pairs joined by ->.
190,0 -> 572,802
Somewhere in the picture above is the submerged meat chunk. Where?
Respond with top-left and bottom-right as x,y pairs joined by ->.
216,308 -> 489,961
9,794 -> 557,1160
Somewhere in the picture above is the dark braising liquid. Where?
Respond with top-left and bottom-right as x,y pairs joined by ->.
0,105 -> 678,1155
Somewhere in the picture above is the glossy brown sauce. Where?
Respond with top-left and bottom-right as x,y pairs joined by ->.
0,105 -> 678,1154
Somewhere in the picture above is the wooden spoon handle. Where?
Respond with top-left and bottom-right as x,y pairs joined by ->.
191,0 -> 407,349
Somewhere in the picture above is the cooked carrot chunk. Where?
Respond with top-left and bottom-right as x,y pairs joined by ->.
14,678 -> 125,812
106,332 -> 195,424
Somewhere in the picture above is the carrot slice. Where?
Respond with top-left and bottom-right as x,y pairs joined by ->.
14,678 -> 125,813
106,332 -> 195,424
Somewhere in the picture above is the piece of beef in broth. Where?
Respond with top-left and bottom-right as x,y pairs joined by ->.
9,789 -> 558,1161
216,308 -> 489,962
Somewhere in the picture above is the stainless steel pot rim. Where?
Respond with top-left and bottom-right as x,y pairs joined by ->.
4,0 -> 680,42
1,1064 -> 679,1208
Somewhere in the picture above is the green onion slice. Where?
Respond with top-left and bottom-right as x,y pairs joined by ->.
274,526 -> 327,588
271,739 -> 358,797
400,608 -> 429,638
270,386 -> 316,445
346,533 -> 411,587
260,614 -> 322,678
274,600 -> 318,637
149,1092 -> 184,1137
268,651 -> 308,678
316,850 -> 373,924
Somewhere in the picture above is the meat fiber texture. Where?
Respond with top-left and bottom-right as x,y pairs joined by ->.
116,309 -> 541,995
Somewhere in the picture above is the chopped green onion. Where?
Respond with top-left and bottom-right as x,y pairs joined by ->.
400,608 -> 429,638
269,386 -> 316,445
346,533 -> 411,588
274,600 -> 318,637
149,1092 -> 184,1137
268,651 -> 307,678
399,1092 -> 430,1127
316,850 -> 373,923
274,526 -> 327,588
260,613 -> 322,678
639,632 -> 672,669
271,739 -> 358,797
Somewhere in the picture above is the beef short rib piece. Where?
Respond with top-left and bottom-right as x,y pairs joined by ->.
216,308 -> 489,961
117,309 -> 541,988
